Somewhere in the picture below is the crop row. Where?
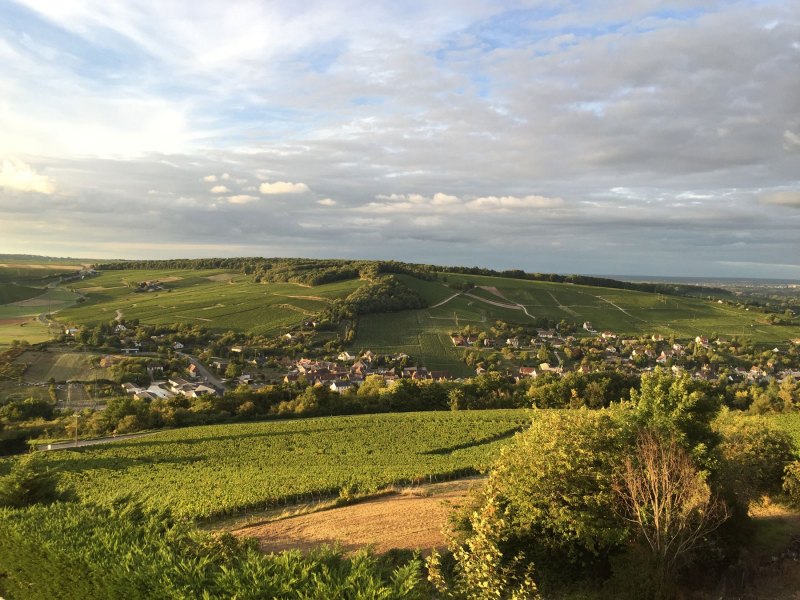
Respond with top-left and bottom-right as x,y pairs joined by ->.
42,409 -> 532,519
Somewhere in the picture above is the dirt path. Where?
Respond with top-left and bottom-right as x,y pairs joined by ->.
596,295 -> 647,322
233,479 -> 482,555
430,291 -> 463,308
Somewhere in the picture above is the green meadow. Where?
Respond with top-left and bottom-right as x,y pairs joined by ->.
57,269 -> 364,336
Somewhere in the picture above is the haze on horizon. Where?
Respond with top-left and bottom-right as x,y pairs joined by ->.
0,0 -> 798,279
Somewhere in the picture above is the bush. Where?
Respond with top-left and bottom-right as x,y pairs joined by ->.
713,411 -> 797,504
783,460 -> 800,506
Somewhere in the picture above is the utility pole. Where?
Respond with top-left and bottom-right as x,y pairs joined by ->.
74,412 -> 79,447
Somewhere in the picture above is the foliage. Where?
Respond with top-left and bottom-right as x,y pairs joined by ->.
487,409 -> 632,569
613,430 -> 728,599
628,369 -> 722,462
783,460 -> 800,506
0,501 -> 428,599
428,489 -> 540,600
0,453 -> 67,508
713,411 -> 798,503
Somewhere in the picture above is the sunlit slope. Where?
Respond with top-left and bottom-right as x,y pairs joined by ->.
58,269 -> 363,336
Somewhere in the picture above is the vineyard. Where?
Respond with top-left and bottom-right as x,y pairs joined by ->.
57,269 -> 363,335
32,409 -> 532,519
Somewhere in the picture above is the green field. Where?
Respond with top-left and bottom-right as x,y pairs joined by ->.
24,410 -> 531,519
0,285 -> 80,347
57,269 -> 364,336
352,273 -> 800,368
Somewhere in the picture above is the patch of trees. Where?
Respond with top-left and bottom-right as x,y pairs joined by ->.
429,370 -> 798,599
324,275 -> 428,323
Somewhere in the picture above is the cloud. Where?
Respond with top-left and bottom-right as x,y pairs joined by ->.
466,195 -> 564,210
227,194 -> 258,204
259,181 -> 310,194
317,198 -> 337,206
203,175 -> 217,182
0,158 -> 55,194
432,193 -> 460,205
761,191 -> 800,208
784,130 -> 800,152
210,185 -> 230,194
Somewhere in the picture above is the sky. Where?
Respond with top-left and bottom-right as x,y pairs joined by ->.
0,0 -> 798,278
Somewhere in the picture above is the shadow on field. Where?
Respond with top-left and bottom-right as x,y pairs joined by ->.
100,426 -> 346,450
47,455 -> 204,472
421,426 -> 524,455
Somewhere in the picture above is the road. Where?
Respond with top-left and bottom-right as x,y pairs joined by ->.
37,431 -> 155,451
177,352 -> 228,391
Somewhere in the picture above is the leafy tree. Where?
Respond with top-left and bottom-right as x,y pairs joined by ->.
614,430 -> 728,599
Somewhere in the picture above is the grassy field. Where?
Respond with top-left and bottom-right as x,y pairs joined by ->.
0,286 -> 80,347
21,410 -> 531,519
57,269 -> 363,336
352,273 -> 800,368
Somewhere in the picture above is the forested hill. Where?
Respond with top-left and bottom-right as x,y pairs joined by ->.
95,257 -> 729,298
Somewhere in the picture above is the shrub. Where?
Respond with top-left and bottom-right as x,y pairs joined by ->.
713,411 -> 797,504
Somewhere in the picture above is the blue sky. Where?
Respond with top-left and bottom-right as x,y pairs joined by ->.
0,0 -> 798,278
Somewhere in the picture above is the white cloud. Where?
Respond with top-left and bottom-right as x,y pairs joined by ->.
227,194 -> 259,204
210,185 -> 230,194
259,181 -> 310,194
784,130 -> 800,152
203,175 -> 217,182
0,158 -> 55,194
467,195 -> 564,210
761,191 -> 800,208
317,198 -> 337,206
221,173 -> 230,180
432,192 -> 459,205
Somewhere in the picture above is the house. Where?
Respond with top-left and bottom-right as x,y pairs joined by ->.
121,382 -> 141,395
429,370 -> 452,381
475,366 -> 487,375
230,346 -> 244,354
338,352 -> 355,361
187,363 -> 200,378
361,350 -> 376,362
450,335 -> 467,347
518,366 -> 537,378
506,337 -> 520,348
651,334 -> 664,342
146,363 -> 164,378
121,347 -> 139,355
582,322 -> 594,331
114,324 -> 127,333
330,380 -> 355,392
602,331 -> 618,340
64,327 -> 79,336
695,336 -> 710,348
173,341 -> 185,350
537,329 -> 557,339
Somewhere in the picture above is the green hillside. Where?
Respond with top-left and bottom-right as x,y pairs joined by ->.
57,268 -> 364,336
351,272 -> 799,370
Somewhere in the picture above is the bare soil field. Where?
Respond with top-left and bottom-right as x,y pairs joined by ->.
233,478 -> 482,555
